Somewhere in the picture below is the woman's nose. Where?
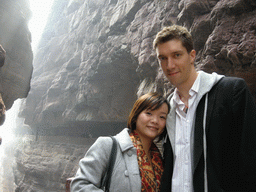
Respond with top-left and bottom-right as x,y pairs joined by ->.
151,115 -> 158,124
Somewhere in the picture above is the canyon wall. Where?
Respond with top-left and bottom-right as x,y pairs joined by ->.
0,0 -> 33,109
0,0 -> 33,191
20,0 -> 256,137
9,0 -> 256,191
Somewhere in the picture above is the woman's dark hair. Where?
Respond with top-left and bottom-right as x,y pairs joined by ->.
127,92 -> 170,141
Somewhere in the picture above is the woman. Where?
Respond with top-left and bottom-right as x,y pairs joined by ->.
71,92 -> 170,192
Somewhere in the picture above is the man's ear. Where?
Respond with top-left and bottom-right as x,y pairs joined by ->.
190,49 -> 196,63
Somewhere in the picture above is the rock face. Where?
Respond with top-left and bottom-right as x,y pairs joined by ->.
14,138 -> 95,191
20,0 -> 256,137
0,0 -> 33,109
192,0 -> 256,100
12,0 -> 256,191
0,1 -> 33,191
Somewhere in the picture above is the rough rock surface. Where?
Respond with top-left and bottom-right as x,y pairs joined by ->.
20,0 -> 256,136
13,138 -> 95,192
0,1 -> 33,191
0,0 -> 33,109
12,0 -> 256,191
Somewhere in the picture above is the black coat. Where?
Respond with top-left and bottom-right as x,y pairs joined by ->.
161,77 -> 256,192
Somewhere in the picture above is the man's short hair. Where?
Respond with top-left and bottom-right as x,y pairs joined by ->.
153,25 -> 194,53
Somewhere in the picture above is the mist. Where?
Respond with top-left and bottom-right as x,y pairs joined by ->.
0,99 -> 22,191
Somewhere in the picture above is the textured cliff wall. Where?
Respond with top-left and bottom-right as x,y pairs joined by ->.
13,0 -> 256,191
20,0 -> 256,137
14,138 -> 95,191
20,0 -> 144,135
191,0 -> 256,99
0,0 -> 33,109
0,0 -> 33,191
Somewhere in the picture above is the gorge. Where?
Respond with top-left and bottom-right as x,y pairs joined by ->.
0,0 -> 256,191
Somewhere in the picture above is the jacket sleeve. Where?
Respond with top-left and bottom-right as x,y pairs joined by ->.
232,78 -> 256,190
70,137 -> 113,192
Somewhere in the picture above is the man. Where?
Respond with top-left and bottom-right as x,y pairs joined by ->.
153,25 -> 256,191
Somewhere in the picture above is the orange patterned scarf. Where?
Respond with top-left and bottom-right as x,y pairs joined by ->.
130,131 -> 164,192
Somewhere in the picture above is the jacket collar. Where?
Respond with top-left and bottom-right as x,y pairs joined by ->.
165,71 -> 224,153
115,128 -> 134,152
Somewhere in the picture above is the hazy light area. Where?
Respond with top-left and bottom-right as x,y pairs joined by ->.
0,0 -> 54,150
28,0 -> 54,51
0,1 -> 54,190
0,99 -> 21,156
0,99 -> 21,191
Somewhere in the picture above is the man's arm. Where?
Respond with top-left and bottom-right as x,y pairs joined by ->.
232,78 -> 256,190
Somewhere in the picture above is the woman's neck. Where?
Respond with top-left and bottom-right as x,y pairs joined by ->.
139,135 -> 153,159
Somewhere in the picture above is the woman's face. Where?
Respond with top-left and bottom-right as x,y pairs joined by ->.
135,103 -> 168,141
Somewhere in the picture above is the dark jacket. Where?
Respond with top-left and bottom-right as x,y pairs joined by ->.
161,74 -> 256,191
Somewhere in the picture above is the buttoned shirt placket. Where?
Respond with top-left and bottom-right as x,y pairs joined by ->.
171,74 -> 201,192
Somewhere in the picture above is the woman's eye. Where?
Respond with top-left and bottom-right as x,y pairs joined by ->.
160,116 -> 166,119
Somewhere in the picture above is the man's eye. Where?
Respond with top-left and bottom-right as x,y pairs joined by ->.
159,57 -> 166,61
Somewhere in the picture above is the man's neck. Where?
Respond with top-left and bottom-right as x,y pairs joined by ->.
177,71 -> 198,105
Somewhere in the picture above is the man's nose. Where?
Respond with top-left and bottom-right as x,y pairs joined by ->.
166,58 -> 175,69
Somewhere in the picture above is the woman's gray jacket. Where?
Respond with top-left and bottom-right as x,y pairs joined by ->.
70,128 -> 141,192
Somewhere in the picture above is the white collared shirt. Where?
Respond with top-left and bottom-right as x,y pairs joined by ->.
171,73 -> 201,192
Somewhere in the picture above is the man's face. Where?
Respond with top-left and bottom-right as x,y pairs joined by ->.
156,39 -> 196,88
